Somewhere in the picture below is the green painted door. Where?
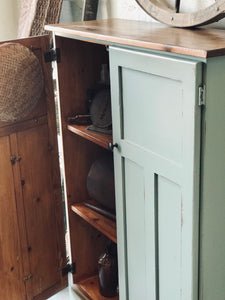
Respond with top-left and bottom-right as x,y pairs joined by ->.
109,47 -> 203,300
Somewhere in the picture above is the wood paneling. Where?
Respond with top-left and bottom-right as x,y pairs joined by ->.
17,124 -> 64,298
55,37 -> 108,123
0,115 -> 47,138
0,35 -> 66,299
0,136 -> 26,300
9,132 -> 33,299
55,37 -> 112,283
63,131 -> 109,282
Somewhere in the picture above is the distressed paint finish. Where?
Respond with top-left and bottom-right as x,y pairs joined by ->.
109,46 -> 202,300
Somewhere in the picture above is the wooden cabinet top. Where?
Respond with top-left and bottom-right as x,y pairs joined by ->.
46,18 -> 225,58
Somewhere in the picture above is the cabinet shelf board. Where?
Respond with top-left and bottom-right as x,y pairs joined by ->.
77,275 -> 119,300
71,203 -> 117,244
67,124 -> 112,150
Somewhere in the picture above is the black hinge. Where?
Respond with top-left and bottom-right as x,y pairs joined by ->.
62,262 -> 76,276
44,48 -> 60,63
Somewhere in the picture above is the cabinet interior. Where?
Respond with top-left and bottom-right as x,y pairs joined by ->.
55,36 -> 118,299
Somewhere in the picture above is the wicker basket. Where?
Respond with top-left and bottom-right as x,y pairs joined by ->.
17,0 -> 63,38
0,43 -> 44,122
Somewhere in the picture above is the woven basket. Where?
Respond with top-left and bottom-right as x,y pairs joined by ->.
0,43 -> 44,122
18,0 -> 63,38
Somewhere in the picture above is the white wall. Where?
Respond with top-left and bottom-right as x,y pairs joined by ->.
1,0 -> 225,42
0,0 -> 21,41
60,0 -> 152,22
97,0 -> 152,22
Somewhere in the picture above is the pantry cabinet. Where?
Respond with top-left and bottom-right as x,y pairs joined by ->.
1,19 -> 225,300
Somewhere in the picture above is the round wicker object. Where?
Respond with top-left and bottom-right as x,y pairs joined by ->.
0,43 -> 44,122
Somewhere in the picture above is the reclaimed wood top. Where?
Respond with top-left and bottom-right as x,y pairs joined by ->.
45,18 -> 225,58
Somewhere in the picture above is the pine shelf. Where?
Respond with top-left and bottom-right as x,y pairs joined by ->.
67,124 -> 112,150
71,203 -> 117,244
77,275 -> 119,300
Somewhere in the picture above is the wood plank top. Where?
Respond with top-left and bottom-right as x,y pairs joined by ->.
45,18 -> 225,58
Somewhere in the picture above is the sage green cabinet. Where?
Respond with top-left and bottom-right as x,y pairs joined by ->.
45,19 -> 225,300
109,46 -> 225,300
109,47 -> 203,300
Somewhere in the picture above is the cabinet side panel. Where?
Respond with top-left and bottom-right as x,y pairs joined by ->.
0,136 -> 26,300
199,57 -> 225,300
54,37 -> 111,282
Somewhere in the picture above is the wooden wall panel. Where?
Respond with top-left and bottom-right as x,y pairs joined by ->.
17,124 -> 64,298
0,35 -> 66,299
0,136 -> 26,300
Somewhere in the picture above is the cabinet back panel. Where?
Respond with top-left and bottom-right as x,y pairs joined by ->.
69,213 -> 109,282
54,37 -> 112,282
55,36 -> 108,124
63,132 -> 110,281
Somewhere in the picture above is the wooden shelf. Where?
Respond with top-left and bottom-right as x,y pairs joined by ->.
67,124 -> 112,150
77,275 -> 119,300
71,203 -> 117,244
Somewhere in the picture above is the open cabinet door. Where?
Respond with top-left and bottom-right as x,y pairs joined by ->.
0,35 -> 67,300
